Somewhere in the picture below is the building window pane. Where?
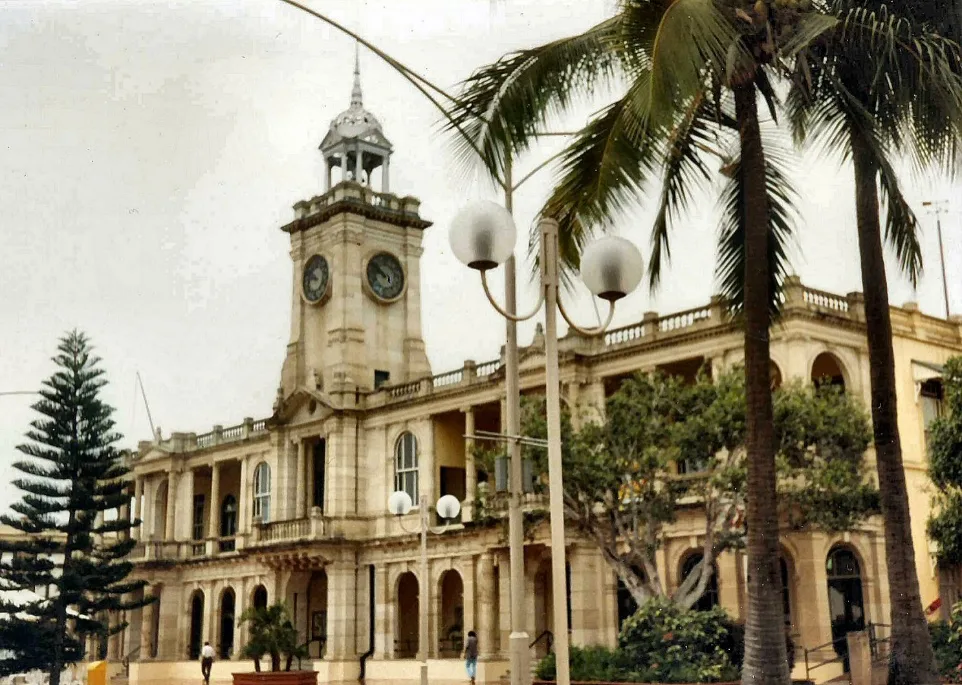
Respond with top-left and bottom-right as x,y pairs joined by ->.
395,432 -> 419,504
253,462 -> 271,524
192,494 -> 205,541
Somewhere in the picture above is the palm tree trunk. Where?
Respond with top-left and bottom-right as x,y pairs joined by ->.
734,81 -> 790,685
850,131 -> 938,685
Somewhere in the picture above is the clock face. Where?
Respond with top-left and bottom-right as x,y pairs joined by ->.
302,255 -> 330,303
366,252 -> 405,301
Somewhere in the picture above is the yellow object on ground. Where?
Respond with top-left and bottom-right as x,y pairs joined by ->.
87,660 -> 107,685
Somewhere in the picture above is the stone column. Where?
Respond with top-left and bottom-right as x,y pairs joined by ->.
205,581 -> 218,649
463,408 -> 476,523
295,439 -> 306,519
497,550 -> 512,655
183,468 -> 195,541
208,463 -> 220,540
374,565 -> 391,659
132,477 -> 143,541
419,418 -> 436,511
462,557 -> 476,642
235,578 -> 249,661
165,471 -> 178,542
107,611 -> 121,659
140,587 -> 157,659
326,562 -> 358,658
238,458 -> 250,542
355,144 -> 363,182
382,156 -> 390,193
477,553 -> 497,659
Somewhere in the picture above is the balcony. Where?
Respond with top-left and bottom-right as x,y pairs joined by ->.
251,516 -> 325,546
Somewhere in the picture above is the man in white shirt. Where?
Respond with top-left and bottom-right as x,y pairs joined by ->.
201,641 -> 215,684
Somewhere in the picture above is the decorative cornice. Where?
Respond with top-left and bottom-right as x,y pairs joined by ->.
281,198 -> 431,234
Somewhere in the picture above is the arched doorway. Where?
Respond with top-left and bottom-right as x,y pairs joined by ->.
812,353 -> 846,391
188,590 -> 204,659
252,585 -> 268,611
396,572 -> 419,659
219,588 -> 236,659
827,546 -> 865,671
438,570 -> 464,657
680,553 -> 719,612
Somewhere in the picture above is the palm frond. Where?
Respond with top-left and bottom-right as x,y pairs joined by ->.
443,15 -> 628,181
714,136 -> 799,318
645,0 -> 742,129
535,73 -> 662,280
649,92 -> 729,291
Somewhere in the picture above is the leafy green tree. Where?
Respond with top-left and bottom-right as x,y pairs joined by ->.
928,358 -> 962,567
0,331 -> 149,684
495,370 -> 877,611
239,602 -> 307,672
786,6 -> 962,680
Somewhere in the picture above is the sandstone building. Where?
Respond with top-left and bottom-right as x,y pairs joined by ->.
116,64 -> 962,685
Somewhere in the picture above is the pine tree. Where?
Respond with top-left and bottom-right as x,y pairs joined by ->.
0,331 -> 150,684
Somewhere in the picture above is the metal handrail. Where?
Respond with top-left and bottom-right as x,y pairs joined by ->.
294,636 -> 327,670
122,645 -> 142,676
529,629 -> 554,652
803,634 -> 848,680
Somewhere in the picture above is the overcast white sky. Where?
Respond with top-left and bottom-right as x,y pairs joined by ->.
1,0 -> 960,512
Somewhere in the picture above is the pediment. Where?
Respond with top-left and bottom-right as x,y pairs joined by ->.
518,347 -> 547,374
269,387 -> 339,427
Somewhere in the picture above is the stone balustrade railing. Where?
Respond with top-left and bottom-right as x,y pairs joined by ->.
252,517 -> 313,545
291,181 -> 423,223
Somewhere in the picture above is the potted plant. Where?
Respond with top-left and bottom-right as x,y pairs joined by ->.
232,602 -> 315,684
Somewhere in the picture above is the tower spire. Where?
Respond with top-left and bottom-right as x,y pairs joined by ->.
350,42 -> 363,108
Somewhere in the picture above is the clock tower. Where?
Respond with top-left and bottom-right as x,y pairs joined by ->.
277,52 -> 432,400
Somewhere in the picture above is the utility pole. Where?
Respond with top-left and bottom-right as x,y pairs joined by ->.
922,200 -> 951,319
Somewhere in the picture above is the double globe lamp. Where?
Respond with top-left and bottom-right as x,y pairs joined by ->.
449,201 -> 644,685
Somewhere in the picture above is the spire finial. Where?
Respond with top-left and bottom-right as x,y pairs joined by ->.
350,42 -> 363,108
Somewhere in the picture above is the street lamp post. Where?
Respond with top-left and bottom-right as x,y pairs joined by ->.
450,205 -> 644,685
388,490 -> 462,685
922,200 -> 952,318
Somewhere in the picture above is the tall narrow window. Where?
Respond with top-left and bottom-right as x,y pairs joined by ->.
395,432 -> 419,504
313,441 -> 326,509
253,462 -> 271,524
221,495 -> 237,537
921,379 -> 945,445
192,494 -> 205,540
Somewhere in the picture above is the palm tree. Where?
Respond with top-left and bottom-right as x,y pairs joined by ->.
786,6 -> 962,682
444,2 -> 851,682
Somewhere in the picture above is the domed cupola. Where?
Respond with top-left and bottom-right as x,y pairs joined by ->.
320,45 -> 393,192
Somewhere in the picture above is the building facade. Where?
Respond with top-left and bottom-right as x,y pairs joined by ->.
117,65 -> 962,685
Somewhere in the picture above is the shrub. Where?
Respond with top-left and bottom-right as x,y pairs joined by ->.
617,597 -> 740,683
931,601 -> 962,683
535,646 -> 637,682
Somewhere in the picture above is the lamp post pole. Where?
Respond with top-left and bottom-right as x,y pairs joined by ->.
923,200 -> 951,318
540,218 -> 571,685
419,493 -> 430,685
502,153 -> 532,685
451,207 -> 643,685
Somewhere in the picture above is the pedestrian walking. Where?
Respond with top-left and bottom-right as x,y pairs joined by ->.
201,641 -> 215,684
464,630 -> 478,684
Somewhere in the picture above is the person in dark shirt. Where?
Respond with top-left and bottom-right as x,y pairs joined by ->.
464,630 -> 478,684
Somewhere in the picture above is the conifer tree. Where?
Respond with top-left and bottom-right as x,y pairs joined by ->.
0,331 -> 149,684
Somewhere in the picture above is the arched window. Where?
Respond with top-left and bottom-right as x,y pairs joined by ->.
681,553 -> 719,611
221,495 -> 237,537
812,352 -> 846,392
395,432 -> 419,504
253,462 -> 271,524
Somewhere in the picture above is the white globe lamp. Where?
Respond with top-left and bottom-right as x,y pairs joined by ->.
580,236 -> 645,302
436,494 -> 461,521
449,201 -> 517,271
388,490 -> 414,516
